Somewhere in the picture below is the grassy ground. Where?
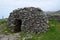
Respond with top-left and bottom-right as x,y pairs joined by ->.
19,20 -> 60,40
0,19 -> 13,34
0,19 -> 60,40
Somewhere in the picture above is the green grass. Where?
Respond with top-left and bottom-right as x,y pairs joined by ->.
19,20 -> 60,40
0,19 -> 60,40
38,20 -> 60,40
0,19 -> 14,34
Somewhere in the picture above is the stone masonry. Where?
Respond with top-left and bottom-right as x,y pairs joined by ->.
8,7 -> 49,34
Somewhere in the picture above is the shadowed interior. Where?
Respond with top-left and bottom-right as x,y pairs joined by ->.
14,19 -> 22,32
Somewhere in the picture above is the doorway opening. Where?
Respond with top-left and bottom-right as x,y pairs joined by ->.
14,19 -> 22,32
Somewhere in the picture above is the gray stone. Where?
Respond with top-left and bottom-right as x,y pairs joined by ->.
8,7 -> 49,34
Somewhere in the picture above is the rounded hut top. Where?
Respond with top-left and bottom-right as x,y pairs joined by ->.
12,7 -> 43,13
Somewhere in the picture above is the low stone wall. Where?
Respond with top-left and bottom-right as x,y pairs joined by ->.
47,14 -> 60,21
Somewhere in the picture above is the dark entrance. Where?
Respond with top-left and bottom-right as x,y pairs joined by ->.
14,19 -> 22,32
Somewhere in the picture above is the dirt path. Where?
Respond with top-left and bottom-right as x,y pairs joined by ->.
0,33 -> 20,40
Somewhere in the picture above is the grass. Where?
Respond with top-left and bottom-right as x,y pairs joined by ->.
0,19 -> 14,34
19,20 -> 60,40
38,20 -> 60,40
0,19 -> 60,40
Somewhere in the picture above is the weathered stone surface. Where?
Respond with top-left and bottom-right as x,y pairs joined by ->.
8,7 -> 49,34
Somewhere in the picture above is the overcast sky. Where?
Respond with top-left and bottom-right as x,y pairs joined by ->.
0,0 -> 60,19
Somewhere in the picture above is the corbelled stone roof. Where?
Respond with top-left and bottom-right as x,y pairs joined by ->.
8,7 -> 49,34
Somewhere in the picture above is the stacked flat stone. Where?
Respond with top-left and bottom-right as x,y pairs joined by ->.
8,7 -> 49,34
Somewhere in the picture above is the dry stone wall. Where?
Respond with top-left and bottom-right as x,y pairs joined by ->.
8,7 -> 49,34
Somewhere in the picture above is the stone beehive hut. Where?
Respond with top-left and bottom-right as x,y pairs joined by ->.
8,7 -> 49,34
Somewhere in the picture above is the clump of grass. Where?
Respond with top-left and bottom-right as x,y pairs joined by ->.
0,19 -> 14,35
